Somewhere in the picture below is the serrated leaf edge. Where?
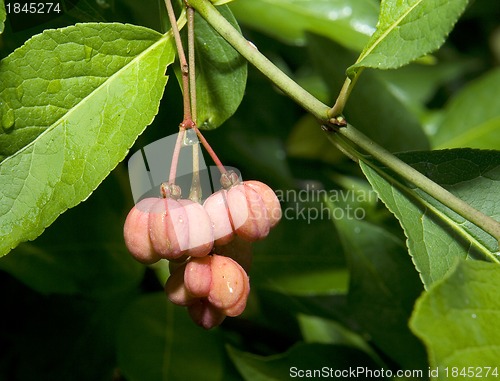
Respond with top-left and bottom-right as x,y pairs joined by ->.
353,0 -> 423,72
359,159 -> 498,284
1,23 -> 172,164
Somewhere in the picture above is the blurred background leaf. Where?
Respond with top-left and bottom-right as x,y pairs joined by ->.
432,68 -> 500,149
411,260 -> 500,370
230,0 -> 379,51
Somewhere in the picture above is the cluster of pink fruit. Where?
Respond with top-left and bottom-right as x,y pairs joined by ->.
123,171 -> 281,329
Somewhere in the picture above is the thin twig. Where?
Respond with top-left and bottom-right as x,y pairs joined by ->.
164,0 -> 193,124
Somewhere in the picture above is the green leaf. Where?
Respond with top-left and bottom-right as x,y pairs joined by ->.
187,5 -> 247,129
230,0 -> 379,51
117,293 -> 229,381
0,0 -> 5,34
212,0 -> 235,5
410,260 -> 500,374
360,149 -> 500,288
330,200 -> 427,369
0,166 -> 144,298
307,34 -> 429,152
433,68 -> 500,150
252,210 -> 347,295
375,60 -> 473,118
227,343 -> 379,381
347,0 -> 469,77
0,23 -> 175,256
297,314 -> 384,365
0,280 -> 132,381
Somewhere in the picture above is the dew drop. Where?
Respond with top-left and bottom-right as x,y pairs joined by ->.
96,0 -> 111,9
84,45 -> 94,61
16,86 -> 24,101
183,128 -> 199,146
1,103 -> 15,131
47,80 -> 62,94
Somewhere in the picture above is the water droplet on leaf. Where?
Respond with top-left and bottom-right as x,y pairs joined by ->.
84,45 -> 94,61
47,80 -> 62,94
16,86 -> 24,100
1,103 -> 15,131
96,0 -> 111,9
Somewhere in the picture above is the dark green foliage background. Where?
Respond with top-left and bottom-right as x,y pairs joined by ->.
0,0 -> 499,380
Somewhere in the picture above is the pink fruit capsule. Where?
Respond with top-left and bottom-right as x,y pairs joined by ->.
184,256 -> 212,298
227,184 -> 270,241
224,266 -> 250,317
203,189 -> 234,245
244,180 -> 282,228
165,264 -> 196,307
187,299 -> 226,330
123,197 -> 161,264
208,254 -> 250,311
149,198 -> 189,260
178,199 -> 214,257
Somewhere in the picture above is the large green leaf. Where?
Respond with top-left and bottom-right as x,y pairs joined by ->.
297,314 -> 384,365
0,277 -> 132,381
433,68 -> 500,150
230,0 -> 379,51
375,59 -> 473,118
0,166 -> 144,298
360,149 -> 500,288
252,207 -> 347,295
227,343 -> 379,381
330,200 -> 426,369
0,0 -> 5,34
183,5 -> 247,130
116,293 -> 230,381
307,34 -> 429,152
410,260 -> 500,376
0,23 -> 175,256
347,0 -> 469,77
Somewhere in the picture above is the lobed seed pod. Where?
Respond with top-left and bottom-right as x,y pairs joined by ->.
203,189 -> 234,245
165,263 -> 196,306
123,198 -> 161,264
244,180 -> 282,228
178,199 -> 214,257
187,299 -> 226,330
184,256 -> 212,298
224,268 -> 250,317
149,197 -> 189,260
208,254 -> 250,311
227,183 -> 270,241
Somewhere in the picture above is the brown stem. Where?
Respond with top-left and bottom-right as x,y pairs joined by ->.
187,6 -> 197,124
164,0 -> 193,124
